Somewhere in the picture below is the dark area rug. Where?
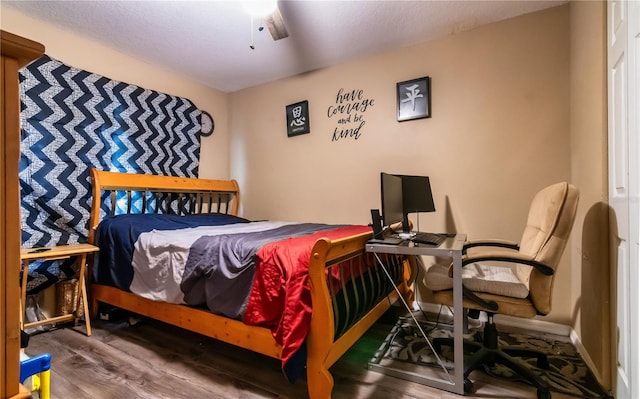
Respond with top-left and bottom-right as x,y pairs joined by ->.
372,317 -> 612,398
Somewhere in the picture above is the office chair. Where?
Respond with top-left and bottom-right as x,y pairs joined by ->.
424,182 -> 579,399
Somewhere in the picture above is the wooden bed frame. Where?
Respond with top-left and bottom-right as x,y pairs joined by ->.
87,168 -> 412,399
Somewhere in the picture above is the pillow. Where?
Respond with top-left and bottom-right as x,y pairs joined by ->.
424,262 -> 530,299
461,263 -> 530,298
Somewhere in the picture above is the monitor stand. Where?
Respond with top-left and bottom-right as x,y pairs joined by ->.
397,214 -> 415,240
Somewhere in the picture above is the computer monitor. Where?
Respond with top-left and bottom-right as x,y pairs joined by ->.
380,172 -> 405,229
398,174 -> 436,234
399,175 -> 435,212
381,173 -> 436,235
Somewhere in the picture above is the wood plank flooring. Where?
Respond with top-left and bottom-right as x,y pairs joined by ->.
23,309 -> 585,399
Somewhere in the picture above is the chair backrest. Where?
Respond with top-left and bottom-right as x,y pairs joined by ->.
514,182 -> 579,315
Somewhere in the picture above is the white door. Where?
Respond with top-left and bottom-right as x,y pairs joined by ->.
608,1 -> 639,398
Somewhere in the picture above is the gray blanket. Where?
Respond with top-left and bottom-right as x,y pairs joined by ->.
182,223 -> 341,319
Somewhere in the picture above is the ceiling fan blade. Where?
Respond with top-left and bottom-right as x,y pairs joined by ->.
264,7 -> 288,40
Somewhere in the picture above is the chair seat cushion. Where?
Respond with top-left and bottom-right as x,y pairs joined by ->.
432,290 -> 538,318
463,263 -> 530,298
424,263 -> 530,298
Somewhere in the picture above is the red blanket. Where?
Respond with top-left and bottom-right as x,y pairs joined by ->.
243,225 -> 372,377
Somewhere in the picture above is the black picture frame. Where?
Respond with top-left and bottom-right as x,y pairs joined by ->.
286,100 -> 311,137
396,76 -> 431,122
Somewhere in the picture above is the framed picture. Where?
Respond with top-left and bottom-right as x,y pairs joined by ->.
396,76 -> 431,122
286,100 -> 310,137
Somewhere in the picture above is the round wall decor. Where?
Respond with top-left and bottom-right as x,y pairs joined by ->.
200,111 -> 215,136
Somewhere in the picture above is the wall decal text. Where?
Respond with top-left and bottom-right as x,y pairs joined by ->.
327,88 -> 375,141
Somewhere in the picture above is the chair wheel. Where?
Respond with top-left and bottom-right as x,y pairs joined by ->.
464,379 -> 474,393
537,388 -> 551,399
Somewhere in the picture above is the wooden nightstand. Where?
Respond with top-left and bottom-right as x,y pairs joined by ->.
20,243 -> 99,336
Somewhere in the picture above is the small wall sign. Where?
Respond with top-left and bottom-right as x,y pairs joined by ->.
397,76 -> 431,122
286,100 -> 310,137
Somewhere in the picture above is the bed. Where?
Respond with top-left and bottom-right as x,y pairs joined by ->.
87,168 -> 413,399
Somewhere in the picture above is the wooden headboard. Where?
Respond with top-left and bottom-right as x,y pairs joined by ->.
88,168 -> 240,243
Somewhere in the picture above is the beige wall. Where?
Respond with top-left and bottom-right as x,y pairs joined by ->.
2,0 -> 611,388
230,5 -> 574,322
0,6 -> 230,180
569,0 -> 610,387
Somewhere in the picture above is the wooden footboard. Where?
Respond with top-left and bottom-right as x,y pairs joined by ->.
88,168 -> 412,399
307,233 -> 410,399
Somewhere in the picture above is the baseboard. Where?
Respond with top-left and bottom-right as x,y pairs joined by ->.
415,301 -> 571,334
414,301 -> 605,388
569,329 -> 602,388
493,313 -> 572,336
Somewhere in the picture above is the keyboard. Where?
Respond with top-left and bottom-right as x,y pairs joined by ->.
411,232 -> 445,246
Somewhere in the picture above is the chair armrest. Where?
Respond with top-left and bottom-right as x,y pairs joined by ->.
461,251 -> 554,276
463,239 -> 520,254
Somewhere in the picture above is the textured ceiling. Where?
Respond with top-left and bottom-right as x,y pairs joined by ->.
3,0 -> 566,93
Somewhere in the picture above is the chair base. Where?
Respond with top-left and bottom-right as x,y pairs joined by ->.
433,319 -> 552,399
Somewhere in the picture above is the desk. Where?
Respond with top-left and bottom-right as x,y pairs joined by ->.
20,244 -> 99,336
366,233 -> 466,395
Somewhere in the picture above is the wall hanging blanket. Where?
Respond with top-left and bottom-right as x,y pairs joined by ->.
19,54 -> 202,293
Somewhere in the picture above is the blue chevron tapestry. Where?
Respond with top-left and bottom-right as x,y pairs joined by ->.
19,55 -> 202,293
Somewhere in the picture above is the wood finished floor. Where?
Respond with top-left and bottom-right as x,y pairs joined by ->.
24,309 -> 586,399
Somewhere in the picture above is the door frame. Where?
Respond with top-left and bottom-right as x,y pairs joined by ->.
608,1 -> 639,398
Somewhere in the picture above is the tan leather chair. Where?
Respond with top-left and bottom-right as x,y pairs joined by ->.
424,182 -> 579,399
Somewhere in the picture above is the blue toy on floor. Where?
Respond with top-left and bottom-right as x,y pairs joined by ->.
20,352 -> 51,399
